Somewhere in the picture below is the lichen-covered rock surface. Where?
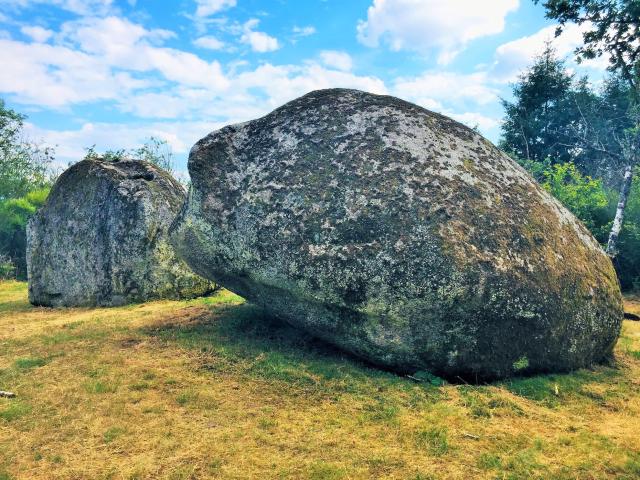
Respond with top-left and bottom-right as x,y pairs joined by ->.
171,88 -> 623,380
28,158 -> 212,307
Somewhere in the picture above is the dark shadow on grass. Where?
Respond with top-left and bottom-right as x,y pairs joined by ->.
0,299 -> 33,314
137,302 -> 430,396
137,301 -> 630,400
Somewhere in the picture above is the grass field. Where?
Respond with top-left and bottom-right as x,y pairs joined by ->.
1,281 -> 639,479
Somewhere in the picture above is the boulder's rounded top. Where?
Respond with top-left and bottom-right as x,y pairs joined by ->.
56,157 -> 183,193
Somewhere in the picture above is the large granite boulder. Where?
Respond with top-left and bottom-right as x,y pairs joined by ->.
171,88 -> 623,380
28,158 -> 212,307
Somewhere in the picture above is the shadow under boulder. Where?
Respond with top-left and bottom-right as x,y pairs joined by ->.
27,158 -> 212,307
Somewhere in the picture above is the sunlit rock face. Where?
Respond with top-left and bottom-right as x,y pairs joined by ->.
171,88 -> 622,381
28,158 -> 212,307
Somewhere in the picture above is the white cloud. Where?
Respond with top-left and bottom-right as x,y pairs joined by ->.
449,111 -> 499,132
357,0 -> 519,64
235,63 -> 386,109
61,16 -> 228,90
194,0 -> 236,17
0,37 -> 150,106
20,25 -> 53,42
193,35 -> 225,50
319,50 -> 353,72
292,25 -> 316,37
4,10 -> 391,168
393,71 -> 498,108
3,0 -> 115,16
240,19 -> 279,52
0,16 -> 232,108
492,22 -> 608,81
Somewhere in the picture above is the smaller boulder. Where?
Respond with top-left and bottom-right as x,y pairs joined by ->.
27,158 -> 212,307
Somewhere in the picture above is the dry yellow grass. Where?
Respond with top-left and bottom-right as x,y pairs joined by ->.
1,280 -> 639,479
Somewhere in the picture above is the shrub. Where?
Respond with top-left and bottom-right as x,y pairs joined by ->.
0,187 -> 49,280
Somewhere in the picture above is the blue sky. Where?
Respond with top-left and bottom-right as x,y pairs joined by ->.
0,0 -> 610,177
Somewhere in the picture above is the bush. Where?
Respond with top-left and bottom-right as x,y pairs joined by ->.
0,187 -> 49,280
540,162 -> 612,240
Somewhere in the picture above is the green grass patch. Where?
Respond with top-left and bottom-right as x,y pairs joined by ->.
13,357 -> 47,370
477,453 -> 501,470
84,380 -> 118,394
175,390 -> 197,406
308,462 -> 346,480
414,427 -> 449,456
0,401 -> 31,422
103,427 -> 125,444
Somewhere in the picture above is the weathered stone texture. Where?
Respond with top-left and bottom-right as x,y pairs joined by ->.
171,88 -> 623,380
28,158 -> 212,307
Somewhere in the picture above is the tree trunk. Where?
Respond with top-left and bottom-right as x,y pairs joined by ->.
606,165 -> 634,257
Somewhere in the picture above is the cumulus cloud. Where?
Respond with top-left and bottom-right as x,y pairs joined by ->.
0,37 -> 150,106
240,19 -> 279,52
193,35 -> 225,50
0,16 -> 231,108
393,71 -> 498,108
319,50 -> 353,71
20,58 -> 388,167
20,25 -> 53,42
2,7 -> 516,169
492,22 -> 608,81
194,0 -> 236,18
357,0 -> 519,64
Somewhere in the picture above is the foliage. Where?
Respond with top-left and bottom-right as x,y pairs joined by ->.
540,162 -> 612,236
84,136 -> 175,174
0,99 -> 54,201
0,188 -> 49,280
534,0 -> 640,92
501,46 -> 637,183
132,136 -> 175,174
500,44 -> 575,165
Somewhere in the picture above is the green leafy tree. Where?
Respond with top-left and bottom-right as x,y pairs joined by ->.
500,44 -> 575,164
615,169 -> 640,288
0,99 -> 54,201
